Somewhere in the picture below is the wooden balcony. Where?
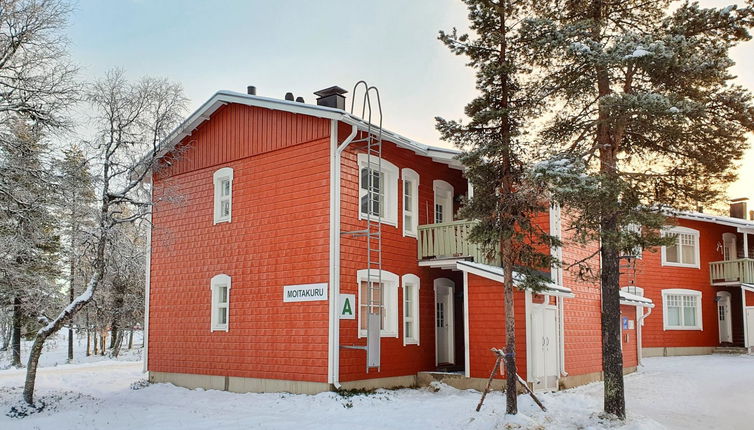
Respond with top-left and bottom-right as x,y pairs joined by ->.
417,220 -> 500,267
709,258 -> 754,285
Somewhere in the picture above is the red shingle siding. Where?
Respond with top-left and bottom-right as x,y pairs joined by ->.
466,273 -> 528,379
625,219 -> 733,349
560,214 -> 604,376
337,125 -> 469,382
149,104 -> 331,383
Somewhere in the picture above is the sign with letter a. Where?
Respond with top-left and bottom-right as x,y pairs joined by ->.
339,294 -> 355,320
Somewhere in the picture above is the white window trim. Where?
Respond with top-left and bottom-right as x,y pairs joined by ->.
357,269 -> 399,338
402,274 -> 421,346
433,179 -> 454,224
661,288 -> 703,331
624,223 -> 643,259
213,167 -> 234,224
210,274 -> 232,332
401,168 -> 420,238
357,154 -> 399,227
661,226 -> 700,269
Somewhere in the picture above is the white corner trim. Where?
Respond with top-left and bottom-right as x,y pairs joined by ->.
463,271 -> 470,378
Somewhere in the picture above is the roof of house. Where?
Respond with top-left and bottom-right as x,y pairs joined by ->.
157,90 -> 463,170
456,260 -> 575,297
619,290 -> 654,308
674,210 -> 754,233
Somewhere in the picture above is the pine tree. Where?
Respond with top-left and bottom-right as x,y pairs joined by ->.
437,0 -> 559,414
55,145 -> 97,362
524,0 -> 754,419
0,119 -> 62,367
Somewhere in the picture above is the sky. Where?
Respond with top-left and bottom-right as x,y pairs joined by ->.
67,0 -> 752,203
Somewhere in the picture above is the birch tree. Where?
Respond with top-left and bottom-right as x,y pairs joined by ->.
437,0 -> 559,414
22,69 -> 187,404
525,0 -> 754,419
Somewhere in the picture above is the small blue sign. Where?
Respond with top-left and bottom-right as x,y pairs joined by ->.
622,317 -> 629,330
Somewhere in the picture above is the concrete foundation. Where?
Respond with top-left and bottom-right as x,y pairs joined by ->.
149,371 -> 330,395
643,346 -> 715,357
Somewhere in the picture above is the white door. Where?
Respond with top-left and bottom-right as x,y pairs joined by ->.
717,291 -> 733,344
434,279 -> 455,365
530,304 -> 559,391
433,180 -> 454,224
746,307 -> 754,348
723,233 -> 737,261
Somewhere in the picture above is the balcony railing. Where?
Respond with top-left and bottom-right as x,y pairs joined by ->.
417,220 -> 499,266
709,258 -> 754,285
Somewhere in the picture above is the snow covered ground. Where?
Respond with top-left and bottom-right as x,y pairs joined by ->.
1,349 -> 752,429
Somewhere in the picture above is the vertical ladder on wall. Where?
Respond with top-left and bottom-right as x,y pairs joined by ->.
342,80 -> 383,372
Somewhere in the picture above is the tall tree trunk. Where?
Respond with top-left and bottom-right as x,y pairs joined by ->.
128,328 -> 133,350
85,310 -> 90,356
67,265 -> 74,362
109,280 -> 126,351
11,296 -> 22,367
502,240 -> 518,414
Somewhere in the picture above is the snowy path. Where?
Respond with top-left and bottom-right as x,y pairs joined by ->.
1,354 -> 753,429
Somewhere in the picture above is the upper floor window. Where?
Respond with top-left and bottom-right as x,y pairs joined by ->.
401,168 -> 419,237
210,274 -> 232,331
433,180 -> 454,224
623,223 -> 643,259
358,154 -> 398,226
357,269 -> 399,338
661,226 -> 700,268
662,289 -> 702,330
213,167 -> 233,224
402,274 -> 420,345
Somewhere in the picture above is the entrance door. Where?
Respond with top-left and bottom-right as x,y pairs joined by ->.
723,233 -> 737,261
530,302 -> 559,391
717,291 -> 733,344
434,279 -> 455,365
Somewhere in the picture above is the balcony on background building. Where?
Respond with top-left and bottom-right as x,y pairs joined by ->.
417,220 -> 500,269
709,258 -> 754,285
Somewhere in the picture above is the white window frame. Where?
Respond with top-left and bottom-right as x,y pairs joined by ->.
401,168 -> 420,238
210,274 -> 232,332
433,179 -> 454,224
402,274 -> 421,346
357,154 -> 399,227
357,269 -> 399,338
661,226 -> 700,268
661,288 -> 702,331
624,223 -> 643,259
213,167 -> 234,224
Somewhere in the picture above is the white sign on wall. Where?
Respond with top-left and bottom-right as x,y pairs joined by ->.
283,283 -> 328,303
339,294 -> 355,320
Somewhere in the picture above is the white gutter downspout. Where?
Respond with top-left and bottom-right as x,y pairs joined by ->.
328,119 -> 358,389
637,306 -> 652,365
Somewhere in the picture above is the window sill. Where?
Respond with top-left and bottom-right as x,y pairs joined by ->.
661,261 -> 699,269
403,339 -> 419,346
213,218 -> 231,225
210,326 -> 229,332
403,231 -> 417,239
663,326 -> 702,331
358,331 -> 399,338
358,212 -> 397,227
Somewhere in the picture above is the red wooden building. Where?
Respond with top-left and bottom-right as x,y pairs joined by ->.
145,85 -> 753,394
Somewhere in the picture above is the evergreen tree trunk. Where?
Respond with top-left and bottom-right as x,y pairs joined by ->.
67,262 -> 74,362
128,328 -> 133,350
11,296 -> 22,367
502,239 -> 517,414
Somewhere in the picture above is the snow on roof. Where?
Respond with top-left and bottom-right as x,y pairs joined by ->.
619,290 -> 654,308
673,210 -> 754,232
156,90 -> 463,170
456,260 -> 575,298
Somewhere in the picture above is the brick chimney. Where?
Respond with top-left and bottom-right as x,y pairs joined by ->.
729,197 -> 749,219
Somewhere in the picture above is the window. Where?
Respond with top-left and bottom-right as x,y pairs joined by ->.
661,226 -> 700,268
210,274 -> 232,331
402,274 -> 421,345
213,167 -> 234,224
433,180 -> 454,224
662,289 -> 702,330
358,154 -> 399,226
357,269 -> 398,338
401,168 -> 419,237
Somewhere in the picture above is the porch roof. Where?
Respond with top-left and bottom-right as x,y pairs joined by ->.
456,261 -> 575,298
743,283 -> 754,293
619,291 -> 654,308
